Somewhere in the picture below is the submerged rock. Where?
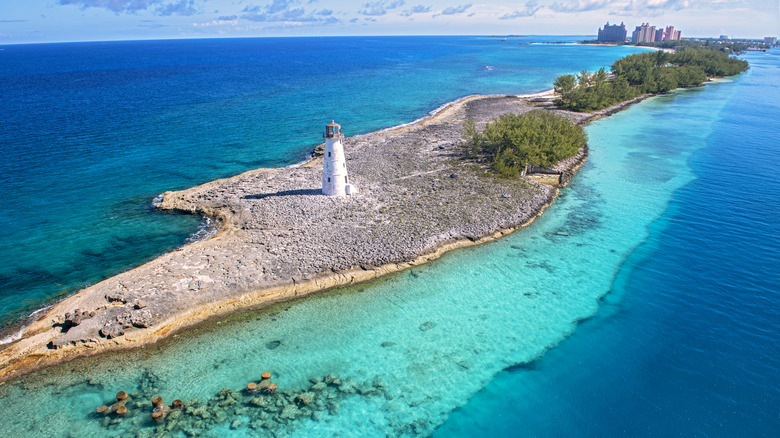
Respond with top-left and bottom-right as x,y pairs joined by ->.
230,418 -> 245,430
294,392 -> 314,406
95,371 -> 398,436
280,404 -> 300,419
419,321 -> 436,331
249,396 -> 267,407
311,382 -> 327,391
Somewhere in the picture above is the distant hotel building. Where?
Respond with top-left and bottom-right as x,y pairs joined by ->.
597,22 -> 627,42
632,23 -> 656,43
631,23 -> 682,44
664,26 -> 682,41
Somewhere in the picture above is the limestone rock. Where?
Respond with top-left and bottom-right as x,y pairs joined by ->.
105,290 -> 128,303
280,404 -> 300,419
63,309 -> 92,328
249,397 -> 267,407
99,323 -> 124,339
294,393 -> 314,406
130,309 -> 153,328
116,312 -> 133,328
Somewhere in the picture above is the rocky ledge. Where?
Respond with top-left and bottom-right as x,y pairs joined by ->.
0,94 -> 591,382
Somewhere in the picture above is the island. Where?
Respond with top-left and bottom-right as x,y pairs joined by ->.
0,44 -> 749,383
0,92 -> 599,382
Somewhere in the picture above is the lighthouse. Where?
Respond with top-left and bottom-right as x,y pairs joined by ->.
322,121 -> 357,196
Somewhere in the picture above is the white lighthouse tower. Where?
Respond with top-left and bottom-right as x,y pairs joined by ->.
322,121 -> 356,196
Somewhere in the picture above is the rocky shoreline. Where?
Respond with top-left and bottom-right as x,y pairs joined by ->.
0,92 -> 628,383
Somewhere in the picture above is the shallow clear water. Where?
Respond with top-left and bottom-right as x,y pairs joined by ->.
0,41 -> 776,438
0,36 -> 648,326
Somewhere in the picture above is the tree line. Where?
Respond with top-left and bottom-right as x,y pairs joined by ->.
581,39 -> 766,54
637,39 -> 765,54
461,110 -> 587,177
554,48 -> 749,112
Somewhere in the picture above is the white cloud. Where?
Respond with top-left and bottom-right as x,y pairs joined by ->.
240,1 -> 340,24
499,1 -> 541,19
192,17 -> 239,27
401,4 -> 431,17
434,3 -> 472,17
549,0 -> 611,13
359,0 -> 406,16
58,0 -> 202,16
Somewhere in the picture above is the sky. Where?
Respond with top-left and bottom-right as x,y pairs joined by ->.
0,0 -> 778,44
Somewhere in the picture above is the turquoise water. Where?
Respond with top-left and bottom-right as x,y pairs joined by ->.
0,40 -> 777,437
0,36 -> 649,327
436,50 -> 780,436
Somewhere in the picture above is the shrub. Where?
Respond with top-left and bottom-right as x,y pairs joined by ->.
463,110 -> 587,177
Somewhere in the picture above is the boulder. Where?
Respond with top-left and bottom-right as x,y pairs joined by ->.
294,393 -> 314,406
280,404 -> 300,420
130,309 -> 153,328
63,309 -> 92,328
249,397 -> 267,407
99,323 -> 124,339
311,382 -> 327,391
116,312 -> 133,328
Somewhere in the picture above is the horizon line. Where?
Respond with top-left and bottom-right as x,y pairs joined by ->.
1,33 -> 770,47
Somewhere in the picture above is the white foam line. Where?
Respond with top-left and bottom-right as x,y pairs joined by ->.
185,217 -> 218,245
516,88 -> 555,99
375,94 -> 505,134
0,328 -> 24,345
151,194 -> 164,208
0,305 -> 53,345
285,158 -> 312,169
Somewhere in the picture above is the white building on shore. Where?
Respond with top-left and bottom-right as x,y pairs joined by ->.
322,121 -> 357,196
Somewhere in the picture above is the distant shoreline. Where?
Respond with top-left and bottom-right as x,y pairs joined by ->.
530,41 -> 675,53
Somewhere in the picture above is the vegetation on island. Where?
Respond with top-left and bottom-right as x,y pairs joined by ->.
554,48 -> 749,112
635,39 -> 760,54
580,39 -> 768,54
462,110 -> 587,177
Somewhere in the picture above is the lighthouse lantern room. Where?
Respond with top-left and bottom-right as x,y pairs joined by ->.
322,121 -> 357,196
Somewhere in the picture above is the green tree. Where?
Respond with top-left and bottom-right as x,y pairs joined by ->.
553,74 -> 576,95
554,46 -> 748,112
462,110 -> 587,177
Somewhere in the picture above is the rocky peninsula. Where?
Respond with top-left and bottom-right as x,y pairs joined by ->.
0,92 -> 618,383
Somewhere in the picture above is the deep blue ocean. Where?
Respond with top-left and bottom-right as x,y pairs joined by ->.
0,37 -> 777,437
